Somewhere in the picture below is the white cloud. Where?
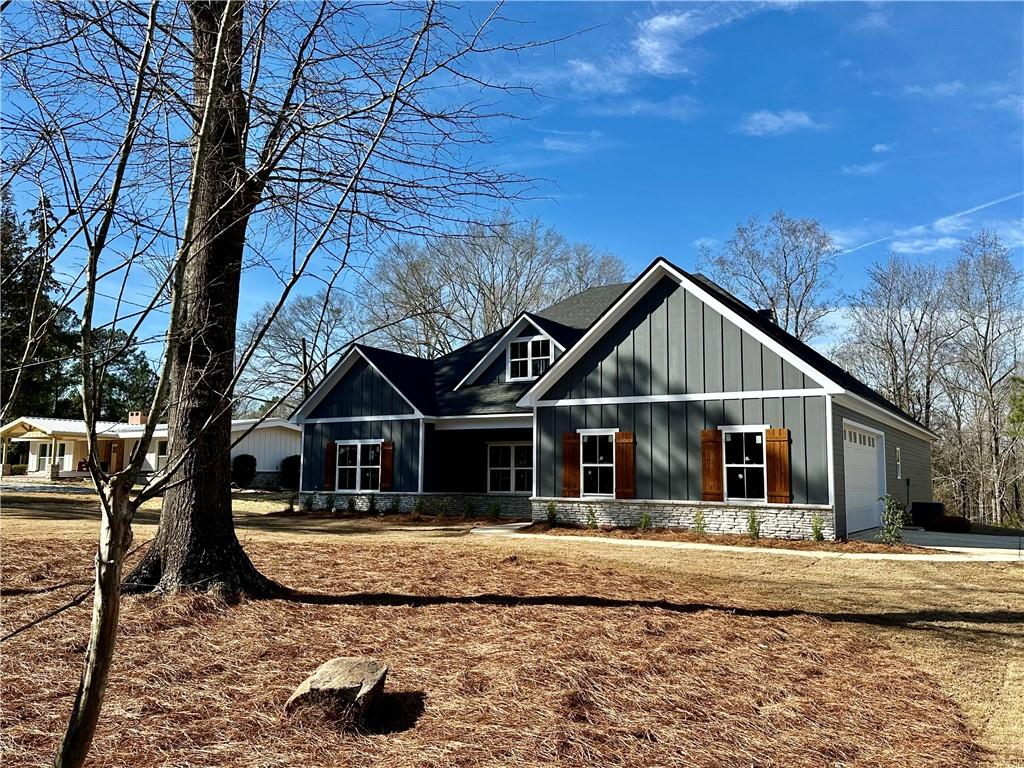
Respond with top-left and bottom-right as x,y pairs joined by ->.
841,162 -> 885,176
735,110 -> 825,136
559,4 -> 769,99
539,130 -> 606,154
840,192 -> 1024,255
889,237 -> 960,255
692,236 -> 719,251
870,143 -> 893,154
903,80 -> 964,98
589,95 -> 700,122
850,11 -> 890,32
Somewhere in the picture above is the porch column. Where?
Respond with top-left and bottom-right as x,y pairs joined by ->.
49,436 -> 59,479
1,438 -> 8,475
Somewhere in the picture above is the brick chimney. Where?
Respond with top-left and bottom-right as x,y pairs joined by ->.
128,411 -> 147,425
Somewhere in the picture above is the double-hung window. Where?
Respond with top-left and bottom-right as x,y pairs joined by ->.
488,443 -> 532,494
508,337 -> 552,381
37,443 -> 51,472
580,430 -> 615,497
156,440 -> 169,470
722,427 -> 766,502
336,440 -> 382,492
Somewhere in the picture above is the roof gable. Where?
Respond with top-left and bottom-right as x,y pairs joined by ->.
453,314 -> 567,391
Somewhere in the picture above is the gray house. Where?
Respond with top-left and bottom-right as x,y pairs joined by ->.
293,258 -> 934,539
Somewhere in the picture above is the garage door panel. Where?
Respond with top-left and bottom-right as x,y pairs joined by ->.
843,426 -> 883,533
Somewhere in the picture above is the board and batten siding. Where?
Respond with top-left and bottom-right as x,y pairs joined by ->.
301,418 -> 420,493
832,402 -> 932,538
231,426 -> 299,472
536,397 -> 829,504
542,277 -> 818,401
308,357 -> 413,419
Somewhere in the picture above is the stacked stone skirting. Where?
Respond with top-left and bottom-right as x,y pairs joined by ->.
532,498 -> 836,540
297,492 -> 530,519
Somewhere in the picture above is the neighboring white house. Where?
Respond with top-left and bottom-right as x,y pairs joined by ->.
0,413 -> 300,487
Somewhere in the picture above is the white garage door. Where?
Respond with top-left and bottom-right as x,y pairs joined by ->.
844,425 -> 883,533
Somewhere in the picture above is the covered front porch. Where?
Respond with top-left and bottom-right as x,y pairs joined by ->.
0,418 -> 128,478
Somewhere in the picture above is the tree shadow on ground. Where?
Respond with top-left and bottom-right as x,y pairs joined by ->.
282,590 -> 1024,643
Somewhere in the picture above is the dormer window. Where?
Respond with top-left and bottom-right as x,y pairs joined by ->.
508,336 -> 552,381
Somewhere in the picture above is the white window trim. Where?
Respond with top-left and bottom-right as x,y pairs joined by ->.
506,335 -> 553,383
578,428 -> 617,499
486,441 -> 532,495
334,438 -> 383,493
895,446 -> 902,480
720,425 -> 768,503
156,439 -> 169,471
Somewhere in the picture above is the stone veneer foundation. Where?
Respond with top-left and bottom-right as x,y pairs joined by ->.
297,492 -> 530,519
532,498 -> 835,540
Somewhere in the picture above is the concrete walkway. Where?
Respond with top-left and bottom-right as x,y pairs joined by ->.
471,522 -> 1024,562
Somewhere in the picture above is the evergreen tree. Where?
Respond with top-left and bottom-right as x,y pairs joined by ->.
0,189 -> 78,419
67,329 -> 156,421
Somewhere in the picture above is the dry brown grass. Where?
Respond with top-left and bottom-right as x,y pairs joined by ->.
2,537 -> 981,768
527,523 -> 931,553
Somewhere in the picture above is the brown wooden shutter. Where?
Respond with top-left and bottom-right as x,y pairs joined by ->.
323,441 -> 336,491
765,428 -> 792,504
700,429 -> 724,501
379,440 -> 395,492
562,432 -> 580,497
615,431 -> 635,499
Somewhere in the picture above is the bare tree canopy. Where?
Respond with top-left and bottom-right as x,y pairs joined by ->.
699,210 -> 839,342
3,2 -> 557,765
838,230 -> 1024,526
364,213 -> 629,357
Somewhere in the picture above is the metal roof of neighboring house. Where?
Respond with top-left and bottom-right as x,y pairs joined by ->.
1,416 -> 300,440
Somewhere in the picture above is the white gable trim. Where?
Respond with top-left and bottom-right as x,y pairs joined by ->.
834,391 -> 936,442
292,346 -> 423,421
517,259 -> 843,408
453,314 -> 564,391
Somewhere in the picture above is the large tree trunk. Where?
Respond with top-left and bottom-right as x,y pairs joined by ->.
126,0 -> 277,599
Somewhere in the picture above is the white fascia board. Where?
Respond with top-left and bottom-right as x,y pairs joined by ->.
518,260 -> 842,408
292,346 -> 423,422
453,314 -> 564,392
834,391 -> 936,442
230,417 -> 301,433
535,388 -> 829,407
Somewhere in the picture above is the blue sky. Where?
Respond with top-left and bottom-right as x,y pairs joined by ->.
482,1 -> 1023,291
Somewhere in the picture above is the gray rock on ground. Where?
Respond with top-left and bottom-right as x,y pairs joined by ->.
285,657 -> 388,726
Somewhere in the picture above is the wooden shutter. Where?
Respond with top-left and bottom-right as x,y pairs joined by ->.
379,440 -> 395,492
323,441 -> 336,491
562,432 -> 580,497
614,431 -> 635,499
765,428 -> 792,504
700,429 -> 724,501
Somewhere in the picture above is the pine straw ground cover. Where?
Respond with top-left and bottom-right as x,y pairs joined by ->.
526,523 -> 930,554
2,538 -> 978,768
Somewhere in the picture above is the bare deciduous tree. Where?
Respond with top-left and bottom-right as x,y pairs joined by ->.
3,2 -> 554,764
699,210 -> 838,342
366,213 -> 628,357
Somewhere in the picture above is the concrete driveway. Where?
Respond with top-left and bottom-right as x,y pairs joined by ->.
852,527 -> 1024,560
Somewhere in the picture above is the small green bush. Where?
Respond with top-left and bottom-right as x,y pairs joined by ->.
411,498 -> 425,520
487,500 -> 501,519
8,464 -> 28,476
693,508 -> 706,535
388,496 -> 402,515
302,493 -> 315,513
637,509 -> 652,532
368,494 -> 378,514
278,454 -> 300,491
346,495 -> 357,515
231,453 -> 258,488
877,494 -> 905,545
747,509 -> 761,540
585,507 -> 598,530
546,502 -> 558,526
462,499 -> 476,521
811,513 -> 825,542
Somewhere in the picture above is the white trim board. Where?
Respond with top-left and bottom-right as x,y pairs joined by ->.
517,259 -> 843,408
835,391 -> 936,442
535,388 -> 827,407
292,346 -> 423,421
453,314 -> 564,391
302,414 -> 421,424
